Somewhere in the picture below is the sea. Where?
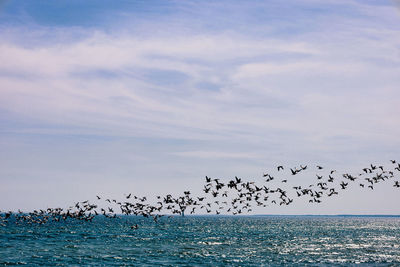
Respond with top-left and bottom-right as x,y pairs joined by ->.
1,215 -> 400,266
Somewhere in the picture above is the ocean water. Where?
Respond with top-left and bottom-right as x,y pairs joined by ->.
1,216 -> 399,266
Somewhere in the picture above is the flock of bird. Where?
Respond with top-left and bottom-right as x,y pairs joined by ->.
1,160 -> 399,227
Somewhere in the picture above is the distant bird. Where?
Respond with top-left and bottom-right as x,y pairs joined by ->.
363,168 -> 372,174
340,181 -> 348,190
5,211 -> 12,219
327,188 -> 338,196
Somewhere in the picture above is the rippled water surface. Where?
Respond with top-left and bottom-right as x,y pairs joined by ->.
1,216 -> 400,266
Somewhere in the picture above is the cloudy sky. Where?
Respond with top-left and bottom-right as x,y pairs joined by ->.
1,0 -> 399,214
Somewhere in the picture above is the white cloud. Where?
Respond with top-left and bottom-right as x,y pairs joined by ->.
171,151 -> 258,159
0,26 -> 399,144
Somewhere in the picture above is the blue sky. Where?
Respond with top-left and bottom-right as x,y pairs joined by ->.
1,0 -> 400,214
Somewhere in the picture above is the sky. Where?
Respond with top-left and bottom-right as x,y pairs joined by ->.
0,0 -> 400,214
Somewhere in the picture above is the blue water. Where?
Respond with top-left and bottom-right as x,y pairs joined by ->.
1,216 -> 400,266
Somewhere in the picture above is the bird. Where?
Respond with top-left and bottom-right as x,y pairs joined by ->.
340,181 -> 348,190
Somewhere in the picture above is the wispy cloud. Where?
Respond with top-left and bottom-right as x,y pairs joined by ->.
171,151 -> 259,159
1,29 -> 399,142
